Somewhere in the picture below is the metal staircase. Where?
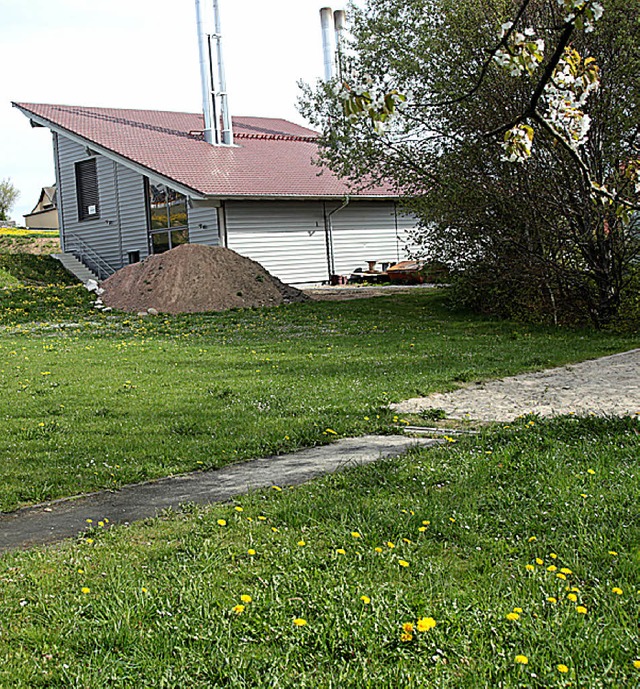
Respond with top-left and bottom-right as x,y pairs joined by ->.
52,252 -> 101,285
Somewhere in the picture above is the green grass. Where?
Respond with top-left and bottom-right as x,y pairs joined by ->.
0,268 -> 20,288
0,253 -> 77,286
1,416 -> 638,687
0,290 -> 637,512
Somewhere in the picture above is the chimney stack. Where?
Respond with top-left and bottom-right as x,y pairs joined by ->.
194,0 -> 233,146
320,7 -> 336,82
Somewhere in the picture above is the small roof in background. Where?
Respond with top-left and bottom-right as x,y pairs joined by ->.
13,103 -> 397,200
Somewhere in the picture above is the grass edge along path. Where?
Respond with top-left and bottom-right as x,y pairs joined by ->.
0,291 -> 638,512
0,416 -> 638,687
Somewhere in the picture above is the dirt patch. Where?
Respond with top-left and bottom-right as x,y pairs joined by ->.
0,236 -> 60,255
101,244 -> 308,314
305,284 -> 439,301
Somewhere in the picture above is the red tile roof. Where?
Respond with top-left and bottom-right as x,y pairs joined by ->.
14,103 -> 397,199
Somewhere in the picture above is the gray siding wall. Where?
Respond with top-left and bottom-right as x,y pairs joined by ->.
226,201 -> 328,284
188,202 -> 220,246
56,135 -> 148,276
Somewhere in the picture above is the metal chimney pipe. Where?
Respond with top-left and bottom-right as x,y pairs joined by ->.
320,7 -> 335,82
195,0 -> 214,144
333,9 -> 346,80
212,0 -> 233,145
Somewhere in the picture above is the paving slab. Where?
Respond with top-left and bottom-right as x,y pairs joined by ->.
0,435 -> 439,554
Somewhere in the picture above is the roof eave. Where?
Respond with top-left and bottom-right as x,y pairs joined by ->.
12,103 -> 208,201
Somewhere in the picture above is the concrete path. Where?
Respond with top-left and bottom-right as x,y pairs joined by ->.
0,435 -> 439,554
393,348 -> 640,422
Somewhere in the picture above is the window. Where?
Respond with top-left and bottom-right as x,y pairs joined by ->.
147,181 -> 189,254
75,159 -> 100,221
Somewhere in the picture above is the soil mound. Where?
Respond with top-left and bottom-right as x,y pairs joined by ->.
101,244 -> 308,314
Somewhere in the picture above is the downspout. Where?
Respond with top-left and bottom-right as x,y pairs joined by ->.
324,196 -> 350,280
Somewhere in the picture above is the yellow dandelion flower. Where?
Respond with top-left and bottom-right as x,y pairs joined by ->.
528,536 -> 537,542
374,547 -> 383,553
536,558 -> 544,565
217,519 -> 227,526
386,541 -> 395,549
325,428 -> 338,435
77,569 -> 84,574
557,573 -> 567,580
400,631 -> 413,642
417,617 -> 436,632
515,655 -> 528,665
557,664 -> 569,674
351,532 -> 361,539
608,550 -> 618,556
85,519 -> 93,524
549,553 -> 558,559
247,548 -> 256,555
402,622 -> 414,634
547,565 -> 557,572
525,564 -> 535,571
580,493 -> 588,498
141,587 -> 148,593
513,607 -> 523,613
422,520 -> 431,526
547,597 -> 557,603
293,618 -> 307,627
449,517 -> 456,523
402,538 -> 412,544
560,568 -> 572,575
360,595 -> 371,604
271,485 -> 282,491
81,587 -> 90,595
257,516 -> 267,521
506,612 -> 520,621
418,526 -> 427,533
567,593 -> 578,602
232,604 -> 245,614
234,506 -> 244,512
612,587 -> 623,595
633,660 -> 640,669
271,527 -> 278,532
587,468 -> 595,475
297,540 -> 306,547
398,560 -> 409,568
240,595 -> 252,603
97,521 -> 104,528
576,605 -> 587,614
85,538 -> 94,545
336,548 -> 346,555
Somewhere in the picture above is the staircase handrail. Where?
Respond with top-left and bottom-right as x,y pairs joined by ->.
64,232 -> 118,280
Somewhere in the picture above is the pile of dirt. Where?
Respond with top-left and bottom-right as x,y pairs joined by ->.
101,244 -> 308,314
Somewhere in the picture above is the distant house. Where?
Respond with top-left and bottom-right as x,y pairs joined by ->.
23,185 -> 59,230
13,102 -> 418,284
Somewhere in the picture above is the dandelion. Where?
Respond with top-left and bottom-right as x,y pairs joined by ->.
232,604 -> 245,614
506,612 -> 520,621
536,558 -> 544,565
612,587 -> 623,595
336,548 -> 346,555
257,516 -> 267,521
549,553 -> 558,559
525,564 -> 535,571
576,606 -> 587,614
271,527 -> 278,532
234,506 -> 244,512
547,565 -> 557,572
557,664 -> 569,673
271,486 -> 282,491
400,631 -> 413,642
217,519 -> 227,526
557,573 -> 567,580
608,550 -> 618,556
325,428 -> 338,435
513,607 -> 523,613
141,587 -> 148,593
293,618 -> 307,627
547,597 -> 557,604
417,617 -> 436,632
567,593 -> 578,602
351,532 -> 361,539
374,547 -> 383,553
240,595 -> 252,603
633,660 -> 640,669
85,538 -> 94,545
418,526 -> 427,533
360,595 -> 371,604
422,520 -> 431,526
402,622 -> 414,634
81,587 -> 90,595
386,541 -> 395,549
247,549 -> 256,556
560,568 -> 572,575
398,560 -> 409,568
515,655 -> 528,665
587,468 -> 595,475
449,517 -> 456,523
528,536 -> 537,542
86,519 -> 93,524
297,540 -> 306,547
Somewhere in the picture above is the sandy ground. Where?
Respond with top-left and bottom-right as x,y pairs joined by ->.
392,349 -> 640,422
305,284 -> 439,301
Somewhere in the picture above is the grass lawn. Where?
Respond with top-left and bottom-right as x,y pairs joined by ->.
0,416 -> 638,687
0,288 -> 637,512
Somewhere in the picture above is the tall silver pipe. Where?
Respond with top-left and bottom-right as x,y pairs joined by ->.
195,0 -> 214,144
320,7 -> 335,82
212,0 -> 233,145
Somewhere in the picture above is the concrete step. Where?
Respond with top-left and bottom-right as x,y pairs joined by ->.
52,252 -> 100,285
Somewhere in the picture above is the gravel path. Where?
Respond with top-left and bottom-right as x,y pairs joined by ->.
393,349 -> 640,422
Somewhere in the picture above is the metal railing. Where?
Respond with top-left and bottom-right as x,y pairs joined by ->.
64,232 -> 118,281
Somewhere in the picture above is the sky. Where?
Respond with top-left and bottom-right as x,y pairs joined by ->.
1,0 -> 345,221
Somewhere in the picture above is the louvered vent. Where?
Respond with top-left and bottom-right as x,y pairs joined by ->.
75,158 -> 100,221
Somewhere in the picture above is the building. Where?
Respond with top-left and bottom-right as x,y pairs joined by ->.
23,185 -> 59,230
13,102 -> 418,284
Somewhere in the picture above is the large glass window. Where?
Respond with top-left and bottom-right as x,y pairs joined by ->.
147,181 -> 189,253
